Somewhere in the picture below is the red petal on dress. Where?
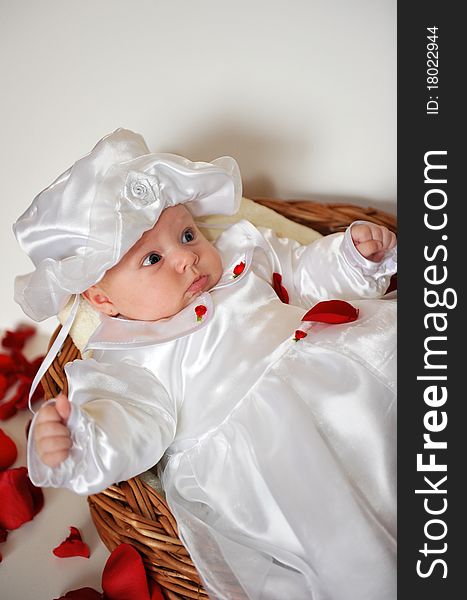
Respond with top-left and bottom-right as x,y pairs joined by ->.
294,330 -> 308,341
386,274 -> 397,294
0,467 -> 44,530
302,300 -> 359,324
272,273 -> 290,304
53,526 -> 90,558
0,429 -> 18,470
102,543 -> 153,600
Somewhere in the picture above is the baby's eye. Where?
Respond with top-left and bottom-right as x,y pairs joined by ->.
182,228 -> 195,243
142,252 -> 162,266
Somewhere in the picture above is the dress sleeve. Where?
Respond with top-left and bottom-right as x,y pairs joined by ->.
27,358 -> 177,495
256,220 -> 397,307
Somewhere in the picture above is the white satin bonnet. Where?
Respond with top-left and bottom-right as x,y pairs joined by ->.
13,128 -> 242,322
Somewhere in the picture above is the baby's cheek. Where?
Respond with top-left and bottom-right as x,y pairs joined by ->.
211,249 -> 223,285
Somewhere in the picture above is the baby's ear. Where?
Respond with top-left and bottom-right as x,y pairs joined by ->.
82,285 -> 117,316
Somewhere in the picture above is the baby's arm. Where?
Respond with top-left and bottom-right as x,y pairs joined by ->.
351,222 -> 396,262
33,394 -> 72,468
256,220 -> 397,305
28,357 -> 177,495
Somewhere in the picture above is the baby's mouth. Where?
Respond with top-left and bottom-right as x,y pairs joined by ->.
186,275 -> 209,295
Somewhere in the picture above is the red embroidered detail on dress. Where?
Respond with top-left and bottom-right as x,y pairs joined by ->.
195,305 -> 207,322
232,261 -> 245,278
272,273 -> 289,304
293,330 -> 307,342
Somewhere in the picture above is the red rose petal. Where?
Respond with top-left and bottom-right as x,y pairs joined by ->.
54,544 -> 165,600
1,325 -> 36,351
294,330 -> 307,341
9,379 -> 30,408
19,353 -> 45,379
0,399 -> 18,421
386,274 -> 397,294
0,326 -> 44,417
272,272 -> 290,304
12,379 -> 41,410
0,355 -> 16,377
54,588 -> 102,600
102,544 -> 152,600
0,467 -> 44,530
302,300 -> 359,324
0,374 -> 8,400
0,379 -> 43,419
0,527 -> 8,542
0,429 -> 18,470
149,581 -> 165,600
53,526 -> 90,558
10,350 -> 28,372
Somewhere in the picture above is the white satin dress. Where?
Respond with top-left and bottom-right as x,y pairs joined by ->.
28,220 -> 397,600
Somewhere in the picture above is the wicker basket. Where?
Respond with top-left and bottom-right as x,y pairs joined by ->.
40,198 -> 396,600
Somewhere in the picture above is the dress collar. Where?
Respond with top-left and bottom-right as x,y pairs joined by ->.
85,221 -> 261,350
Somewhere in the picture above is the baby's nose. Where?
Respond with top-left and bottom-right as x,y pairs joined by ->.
173,247 -> 198,271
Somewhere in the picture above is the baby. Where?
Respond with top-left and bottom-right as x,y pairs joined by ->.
15,129 -> 397,600
35,205 -> 395,468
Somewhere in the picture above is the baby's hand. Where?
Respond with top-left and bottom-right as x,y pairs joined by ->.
351,223 -> 396,262
34,393 -> 72,468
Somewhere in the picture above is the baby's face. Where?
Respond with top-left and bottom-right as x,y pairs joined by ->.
89,205 -> 223,321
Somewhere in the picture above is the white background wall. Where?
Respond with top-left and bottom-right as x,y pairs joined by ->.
0,0 -> 396,332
